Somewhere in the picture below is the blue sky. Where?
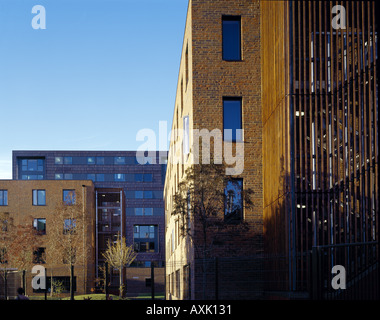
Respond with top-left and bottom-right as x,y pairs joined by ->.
0,0 -> 188,178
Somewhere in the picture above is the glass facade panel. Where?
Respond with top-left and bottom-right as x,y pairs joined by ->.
64,157 -> 72,165
114,173 -> 125,181
133,225 -> 158,252
96,157 -> 105,165
114,157 -> 125,165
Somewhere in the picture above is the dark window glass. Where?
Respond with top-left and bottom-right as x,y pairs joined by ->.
33,247 -> 46,264
224,179 -> 243,222
135,174 -> 143,182
87,157 -> 95,165
33,218 -> 46,235
87,173 -> 95,181
144,191 -> 153,199
223,98 -> 242,142
133,225 -> 157,252
135,191 -> 143,199
222,16 -> 241,61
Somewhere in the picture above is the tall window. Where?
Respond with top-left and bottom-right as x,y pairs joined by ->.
222,16 -> 241,61
0,190 -> 8,206
33,190 -> 46,206
223,97 -> 242,141
183,116 -> 190,155
224,179 -> 243,222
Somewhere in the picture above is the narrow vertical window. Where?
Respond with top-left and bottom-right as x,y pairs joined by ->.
0,190 -> 8,206
222,16 -> 241,61
224,179 -> 243,222
223,97 -> 242,141
183,116 -> 190,155
185,43 -> 189,88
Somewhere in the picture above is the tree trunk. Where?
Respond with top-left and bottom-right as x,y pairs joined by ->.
70,264 -> 74,300
119,264 -> 123,298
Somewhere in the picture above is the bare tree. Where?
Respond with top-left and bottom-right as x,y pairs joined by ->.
171,162 -> 254,298
102,234 -> 137,298
0,213 -> 42,298
0,212 -> 14,299
172,162 -> 254,259
47,191 -> 90,299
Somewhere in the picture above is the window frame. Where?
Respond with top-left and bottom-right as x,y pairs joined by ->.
0,190 -> 8,206
223,97 -> 243,142
32,189 -> 46,206
222,15 -> 242,61
63,189 -> 76,205
33,218 -> 46,235
224,178 -> 243,223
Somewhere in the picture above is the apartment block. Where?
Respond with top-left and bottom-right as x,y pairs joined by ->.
12,150 -> 167,294
0,179 -> 95,296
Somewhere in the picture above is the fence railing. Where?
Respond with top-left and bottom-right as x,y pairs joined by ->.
310,241 -> 379,300
0,263 -> 165,300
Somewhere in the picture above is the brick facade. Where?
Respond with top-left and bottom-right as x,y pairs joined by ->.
165,0 -> 263,300
0,180 -> 95,296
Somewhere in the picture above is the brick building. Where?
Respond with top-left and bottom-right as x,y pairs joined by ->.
0,179 -> 95,296
164,0 -> 263,300
11,150 -> 167,295
165,0 -> 378,300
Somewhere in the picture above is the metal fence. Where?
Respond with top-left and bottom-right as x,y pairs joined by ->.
2,246 -> 378,300
0,263 -> 165,300
310,241 -> 379,300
